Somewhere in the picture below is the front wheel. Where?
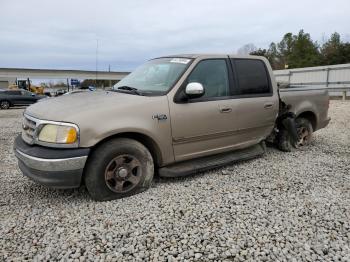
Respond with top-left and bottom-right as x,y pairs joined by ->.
0,100 -> 10,110
84,138 -> 154,201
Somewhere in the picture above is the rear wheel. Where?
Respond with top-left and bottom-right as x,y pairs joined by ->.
0,100 -> 10,110
277,117 -> 313,152
84,138 -> 154,201
295,118 -> 313,148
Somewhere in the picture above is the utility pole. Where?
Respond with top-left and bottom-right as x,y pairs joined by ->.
27,77 -> 31,91
95,39 -> 99,88
109,64 -> 111,89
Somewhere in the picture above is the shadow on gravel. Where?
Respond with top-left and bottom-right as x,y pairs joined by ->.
14,182 -> 92,204
154,157 -> 260,185
7,147 -> 289,203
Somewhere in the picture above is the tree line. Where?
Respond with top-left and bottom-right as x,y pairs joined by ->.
237,30 -> 350,70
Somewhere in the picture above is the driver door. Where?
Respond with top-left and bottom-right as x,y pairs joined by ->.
168,58 -> 239,162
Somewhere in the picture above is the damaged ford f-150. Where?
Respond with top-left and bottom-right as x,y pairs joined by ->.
14,54 -> 330,201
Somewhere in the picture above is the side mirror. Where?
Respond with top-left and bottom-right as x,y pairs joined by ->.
185,82 -> 205,99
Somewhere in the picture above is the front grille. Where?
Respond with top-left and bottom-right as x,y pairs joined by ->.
22,115 -> 37,144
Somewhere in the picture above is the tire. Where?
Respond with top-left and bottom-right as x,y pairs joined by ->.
0,100 -> 10,110
295,118 -> 313,148
84,138 -> 154,201
277,117 -> 313,152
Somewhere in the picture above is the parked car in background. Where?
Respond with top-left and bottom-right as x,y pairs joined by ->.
54,89 -> 67,96
0,89 -> 46,109
55,88 -> 96,97
63,89 -> 95,96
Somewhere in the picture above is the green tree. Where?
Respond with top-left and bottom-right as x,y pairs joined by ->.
267,42 -> 283,69
250,46 -> 279,69
250,48 -> 267,57
287,30 -> 321,68
321,32 -> 350,65
339,43 -> 350,63
277,33 -> 294,68
250,30 -> 350,69
250,43 -> 283,69
251,30 -> 323,69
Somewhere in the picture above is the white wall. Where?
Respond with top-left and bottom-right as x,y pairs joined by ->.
274,64 -> 350,97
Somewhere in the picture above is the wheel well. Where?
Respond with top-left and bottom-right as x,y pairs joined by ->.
91,132 -> 163,167
297,111 -> 317,130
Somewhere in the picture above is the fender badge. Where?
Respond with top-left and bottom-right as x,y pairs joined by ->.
152,114 -> 167,121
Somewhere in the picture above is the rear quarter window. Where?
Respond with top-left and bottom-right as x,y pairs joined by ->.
233,59 -> 271,96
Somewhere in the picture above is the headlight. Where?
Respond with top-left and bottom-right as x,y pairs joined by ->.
38,124 -> 78,145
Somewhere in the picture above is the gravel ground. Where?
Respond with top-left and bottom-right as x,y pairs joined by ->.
0,102 -> 349,261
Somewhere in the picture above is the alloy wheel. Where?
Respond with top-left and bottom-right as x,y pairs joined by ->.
104,154 -> 142,193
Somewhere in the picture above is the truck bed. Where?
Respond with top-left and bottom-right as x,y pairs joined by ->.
279,87 -> 330,131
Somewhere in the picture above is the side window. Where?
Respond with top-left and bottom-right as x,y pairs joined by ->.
7,91 -> 21,95
233,59 -> 271,95
187,59 -> 230,98
21,90 -> 31,96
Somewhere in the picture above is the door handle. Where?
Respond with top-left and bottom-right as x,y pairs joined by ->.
264,103 -> 273,109
219,107 -> 232,113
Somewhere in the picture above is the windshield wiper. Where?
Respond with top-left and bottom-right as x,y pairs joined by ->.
115,86 -> 143,95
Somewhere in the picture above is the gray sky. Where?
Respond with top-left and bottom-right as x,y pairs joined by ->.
0,0 -> 349,71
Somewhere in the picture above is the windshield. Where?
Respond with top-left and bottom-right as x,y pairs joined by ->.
113,57 -> 192,94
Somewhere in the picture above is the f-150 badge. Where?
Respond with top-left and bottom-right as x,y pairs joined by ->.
152,114 -> 167,121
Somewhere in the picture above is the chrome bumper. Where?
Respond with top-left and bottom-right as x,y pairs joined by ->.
15,149 -> 87,172
14,135 -> 89,188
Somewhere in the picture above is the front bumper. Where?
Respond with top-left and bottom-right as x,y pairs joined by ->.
14,135 -> 90,188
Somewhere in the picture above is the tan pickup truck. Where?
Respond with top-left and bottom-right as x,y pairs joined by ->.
14,54 -> 330,201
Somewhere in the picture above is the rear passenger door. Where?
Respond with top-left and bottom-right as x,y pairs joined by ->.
228,57 -> 278,143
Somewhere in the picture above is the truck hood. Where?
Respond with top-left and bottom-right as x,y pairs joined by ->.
24,90 -> 172,149
25,91 -> 160,123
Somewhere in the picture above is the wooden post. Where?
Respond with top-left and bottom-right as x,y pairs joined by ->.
342,91 -> 346,101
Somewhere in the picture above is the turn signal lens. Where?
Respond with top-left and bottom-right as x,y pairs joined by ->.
66,128 -> 77,144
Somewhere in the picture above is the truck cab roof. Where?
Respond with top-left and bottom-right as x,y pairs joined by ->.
157,54 -> 265,60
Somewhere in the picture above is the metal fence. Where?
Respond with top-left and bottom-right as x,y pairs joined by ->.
274,63 -> 350,100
